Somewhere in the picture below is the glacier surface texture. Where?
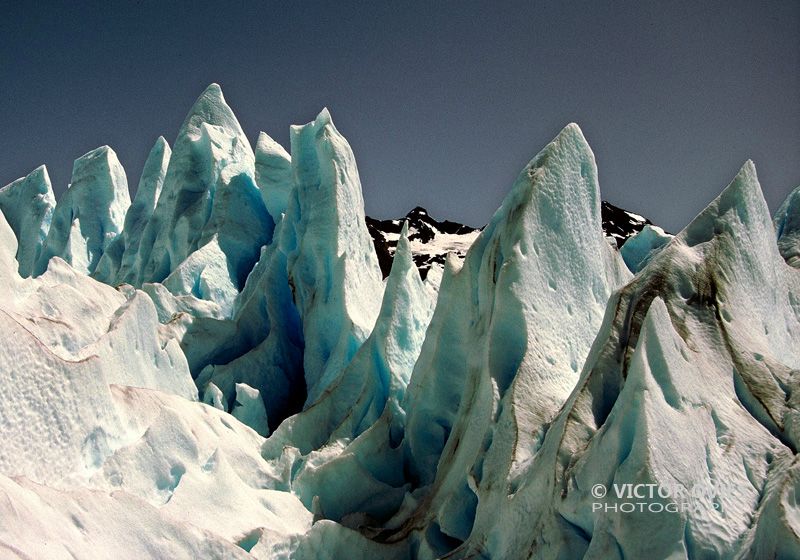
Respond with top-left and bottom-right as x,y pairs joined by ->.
1,84 -> 799,559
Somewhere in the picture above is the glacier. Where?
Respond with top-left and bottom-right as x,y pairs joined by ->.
1,84 -> 799,559
0,164 -> 55,277
35,145 -> 130,277
94,136 -> 172,285
620,224 -> 673,273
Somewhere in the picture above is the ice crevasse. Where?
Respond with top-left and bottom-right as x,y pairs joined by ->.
0,84 -> 799,559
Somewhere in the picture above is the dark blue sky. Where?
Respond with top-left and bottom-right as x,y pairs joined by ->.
1,1 -> 797,232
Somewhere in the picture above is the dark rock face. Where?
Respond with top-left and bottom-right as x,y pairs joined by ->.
366,207 -> 480,280
365,218 -> 396,276
366,201 -> 655,279
600,200 -> 655,246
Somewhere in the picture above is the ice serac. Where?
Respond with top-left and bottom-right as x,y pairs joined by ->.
255,131 -> 293,223
36,146 -> 130,276
232,382 -> 270,436
280,223 -> 436,524
389,124 -> 630,556
457,161 -> 800,559
620,223 -> 673,273
202,382 -> 225,410
281,108 -> 385,405
95,137 -> 172,284
0,165 -> 55,277
262,222 -> 434,456
6,81 -> 800,557
0,208 -> 19,282
366,223 -> 436,419
194,127 -> 446,433
131,84 -> 272,306
162,234 -> 240,316
736,455 -> 800,559
774,184 -> 800,267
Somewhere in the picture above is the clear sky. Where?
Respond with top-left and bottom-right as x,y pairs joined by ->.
1,1 -> 797,232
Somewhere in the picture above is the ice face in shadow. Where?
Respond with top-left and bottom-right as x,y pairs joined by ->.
190,111 -> 383,429
0,164 -> 56,277
203,111 -> 400,455
260,224 -> 435,523
36,146 -> 130,276
774,184 -> 800,268
193,231 -> 306,433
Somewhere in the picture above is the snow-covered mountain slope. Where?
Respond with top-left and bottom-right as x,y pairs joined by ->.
1,84 -> 799,559
366,207 -> 480,279
366,201 -> 657,279
600,199 -> 655,246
